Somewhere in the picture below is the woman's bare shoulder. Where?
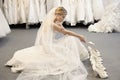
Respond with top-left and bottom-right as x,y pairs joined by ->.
52,22 -> 65,32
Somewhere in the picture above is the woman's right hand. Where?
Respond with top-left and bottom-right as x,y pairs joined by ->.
79,35 -> 86,43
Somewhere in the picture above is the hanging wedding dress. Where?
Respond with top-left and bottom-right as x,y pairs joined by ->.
18,0 -> 26,23
0,8 -> 11,37
12,0 -> 18,24
70,0 -> 78,26
88,2 -> 120,33
3,0 -> 9,23
53,0 -> 62,7
103,0 -> 119,8
77,0 -> 85,22
92,0 -> 105,20
46,0 -> 54,13
84,0 -> 94,24
8,0 -> 13,24
6,7 -> 89,80
39,0 -> 46,22
28,0 -> 39,24
62,0 -> 71,24
24,0 -> 29,24
34,0 -> 40,22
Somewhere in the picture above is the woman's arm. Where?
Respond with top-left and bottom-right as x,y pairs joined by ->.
53,23 -> 86,42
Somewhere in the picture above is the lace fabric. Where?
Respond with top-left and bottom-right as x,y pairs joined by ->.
6,7 -> 89,80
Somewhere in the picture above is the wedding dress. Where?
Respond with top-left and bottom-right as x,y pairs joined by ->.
84,0 -> 94,24
7,0 -> 13,24
34,0 -> 40,22
92,0 -> 105,20
6,7 -> 89,80
53,0 -> 62,7
46,0 -> 54,13
70,0 -> 78,26
18,0 -> 26,23
11,0 -> 18,24
3,0 -> 9,23
77,0 -> 85,22
62,0 -> 71,24
39,0 -> 46,22
28,0 -> 39,24
103,0 -> 119,8
88,1 -> 120,33
0,8 -> 11,37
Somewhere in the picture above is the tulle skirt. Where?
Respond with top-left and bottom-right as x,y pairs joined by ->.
6,36 -> 89,80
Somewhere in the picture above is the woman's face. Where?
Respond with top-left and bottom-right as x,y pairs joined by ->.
55,14 -> 66,22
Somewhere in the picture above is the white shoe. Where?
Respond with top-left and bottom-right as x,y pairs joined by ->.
93,65 -> 108,79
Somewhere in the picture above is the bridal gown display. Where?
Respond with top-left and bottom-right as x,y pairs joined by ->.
62,0 -> 71,24
6,7 -> 89,80
0,8 -> 11,37
39,0 -> 46,22
28,0 -> 39,24
92,0 -> 104,20
12,0 -> 19,24
88,1 -> 120,33
53,0 -> 62,7
69,0 -> 78,26
18,0 -> 27,23
3,0 -> 13,24
84,0 -> 94,24
77,0 -> 85,22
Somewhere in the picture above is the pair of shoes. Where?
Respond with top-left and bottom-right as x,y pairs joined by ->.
87,42 -> 108,79
88,46 -> 108,79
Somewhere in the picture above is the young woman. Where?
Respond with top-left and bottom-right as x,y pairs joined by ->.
6,7 -> 89,80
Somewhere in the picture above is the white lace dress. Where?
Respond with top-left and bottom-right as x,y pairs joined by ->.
6,32 -> 89,80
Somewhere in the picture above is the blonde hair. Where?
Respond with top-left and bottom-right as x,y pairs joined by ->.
55,7 -> 67,15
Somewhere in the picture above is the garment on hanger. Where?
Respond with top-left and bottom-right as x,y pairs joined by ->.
0,8 -> 11,37
28,0 -> 39,24
84,0 -> 94,24
39,0 -> 46,22
77,0 -> 85,22
92,0 -> 105,20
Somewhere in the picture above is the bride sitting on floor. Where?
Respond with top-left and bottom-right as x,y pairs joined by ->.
5,7 -> 89,80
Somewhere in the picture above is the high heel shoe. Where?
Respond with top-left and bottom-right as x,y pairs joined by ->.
87,41 -> 108,78
92,65 -> 108,79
